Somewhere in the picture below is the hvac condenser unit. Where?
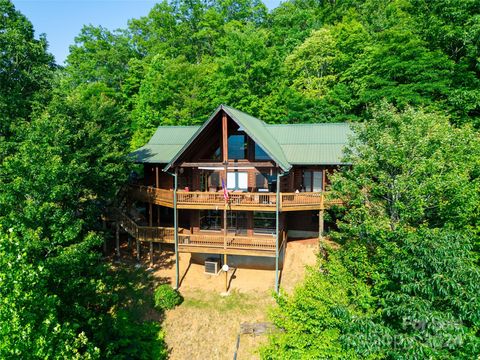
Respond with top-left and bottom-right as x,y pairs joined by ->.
204,259 -> 221,275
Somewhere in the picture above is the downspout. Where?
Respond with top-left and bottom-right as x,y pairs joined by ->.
275,170 -> 288,294
165,167 -> 179,290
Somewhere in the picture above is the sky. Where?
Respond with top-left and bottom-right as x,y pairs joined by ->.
12,0 -> 282,65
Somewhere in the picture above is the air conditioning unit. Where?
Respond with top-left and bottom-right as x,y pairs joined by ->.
204,258 -> 221,275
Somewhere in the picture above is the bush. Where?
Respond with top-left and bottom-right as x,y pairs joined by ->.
154,284 -> 183,311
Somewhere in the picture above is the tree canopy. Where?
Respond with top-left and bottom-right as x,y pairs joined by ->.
262,105 -> 480,359
1,0 -> 479,357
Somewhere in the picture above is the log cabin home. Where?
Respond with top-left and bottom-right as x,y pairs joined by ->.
116,105 -> 350,291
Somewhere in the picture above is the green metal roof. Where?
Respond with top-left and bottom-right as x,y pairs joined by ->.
266,123 -> 352,165
130,126 -> 199,163
131,105 -> 352,167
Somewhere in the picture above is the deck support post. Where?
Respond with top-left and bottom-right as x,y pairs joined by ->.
173,168 -> 179,290
149,203 -> 154,267
127,235 -> 132,251
222,110 -> 229,294
136,238 -> 141,262
275,172 -> 280,294
150,241 -> 154,267
224,253 -> 228,293
319,209 -> 324,239
115,222 -> 120,258
319,193 -> 325,239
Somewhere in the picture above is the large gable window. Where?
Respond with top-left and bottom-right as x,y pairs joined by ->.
228,133 -> 247,159
254,143 -> 270,160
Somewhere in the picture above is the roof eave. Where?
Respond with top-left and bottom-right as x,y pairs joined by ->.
163,105 -> 224,172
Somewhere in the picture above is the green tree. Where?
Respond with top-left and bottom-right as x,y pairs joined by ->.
0,82 -> 166,358
332,104 -> 480,357
262,249 -> 370,359
0,0 -> 55,139
130,55 -> 218,148
66,25 -> 139,94
0,228 -> 100,358
264,105 -> 480,358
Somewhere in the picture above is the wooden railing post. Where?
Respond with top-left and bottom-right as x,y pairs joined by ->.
136,227 -> 140,262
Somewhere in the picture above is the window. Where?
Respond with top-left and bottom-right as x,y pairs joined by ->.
200,210 -> 221,231
227,211 -> 248,235
303,170 -> 323,192
255,172 -> 268,190
211,147 -> 221,160
254,143 -> 270,160
227,172 -> 248,190
255,171 -> 277,191
208,172 -> 220,190
200,171 -> 219,191
253,212 -> 276,234
228,134 -> 246,159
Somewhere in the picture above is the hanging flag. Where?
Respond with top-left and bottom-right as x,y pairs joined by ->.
221,177 -> 229,202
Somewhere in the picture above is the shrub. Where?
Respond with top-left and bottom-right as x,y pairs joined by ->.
154,284 -> 183,311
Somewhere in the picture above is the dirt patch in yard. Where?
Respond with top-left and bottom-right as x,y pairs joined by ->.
162,289 -> 273,359
148,238 -> 320,293
134,238 -> 322,359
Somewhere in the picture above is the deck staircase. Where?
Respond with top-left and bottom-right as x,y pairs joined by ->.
109,185 -> 176,244
114,208 -> 176,243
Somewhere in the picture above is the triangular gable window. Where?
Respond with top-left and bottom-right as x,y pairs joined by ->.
254,143 -> 270,160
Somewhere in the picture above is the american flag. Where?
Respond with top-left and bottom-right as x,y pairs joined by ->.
221,178 -> 229,202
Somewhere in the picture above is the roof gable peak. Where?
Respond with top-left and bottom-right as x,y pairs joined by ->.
164,105 -> 291,171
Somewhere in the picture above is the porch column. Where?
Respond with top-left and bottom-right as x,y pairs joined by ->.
158,206 -> 162,253
222,111 -> 229,293
149,203 -> 154,266
275,172 -> 280,293
173,168 -> 179,289
319,193 -> 325,239
319,210 -> 324,239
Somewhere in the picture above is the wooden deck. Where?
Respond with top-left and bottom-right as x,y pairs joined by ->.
114,209 -> 283,256
128,185 -> 342,211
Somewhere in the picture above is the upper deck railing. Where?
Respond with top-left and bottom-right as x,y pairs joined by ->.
128,185 -> 342,211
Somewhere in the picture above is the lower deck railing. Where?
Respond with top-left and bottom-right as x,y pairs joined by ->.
178,233 -> 277,251
114,208 -> 282,253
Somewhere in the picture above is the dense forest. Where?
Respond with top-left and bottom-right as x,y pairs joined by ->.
0,0 -> 479,358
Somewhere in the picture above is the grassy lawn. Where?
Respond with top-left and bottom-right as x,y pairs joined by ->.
162,289 -> 275,360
